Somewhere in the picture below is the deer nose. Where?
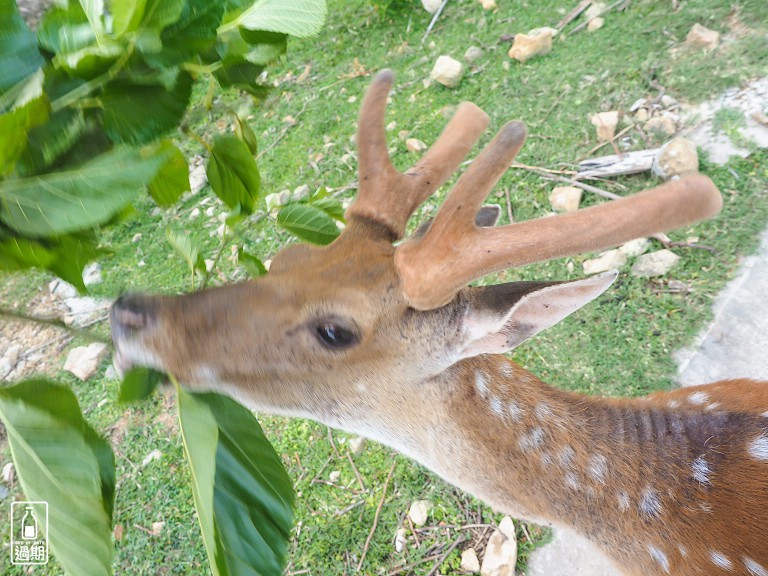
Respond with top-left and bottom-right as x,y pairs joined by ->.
110,294 -> 156,341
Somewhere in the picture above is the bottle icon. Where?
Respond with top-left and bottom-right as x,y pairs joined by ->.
21,507 -> 38,540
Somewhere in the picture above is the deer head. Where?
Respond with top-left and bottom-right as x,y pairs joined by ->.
111,70 -> 722,450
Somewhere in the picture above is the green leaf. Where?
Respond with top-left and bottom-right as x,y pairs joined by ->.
178,389 -> 295,576
147,140 -> 190,206
224,0 -> 327,38
16,108 -> 87,175
235,116 -> 259,155
59,41 -> 123,77
101,71 -> 193,145
238,247 -> 267,277
311,196 -> 345,222
0,0 -> 44,97
166,228 -> 207,275
276,203 -> 339,245
111,0 -> 150,37
79,0 -> 106,40
145,0 -> 225,67
213,61 -> 272,98
0,379 -> 115,575
206,135 -> 261,214
0,94 -> 50,176
0,234 -> 100,292
119,367 -> 165,402
177,388 -> 219,574
38,2 -> 95,55
0,146 -> 165,237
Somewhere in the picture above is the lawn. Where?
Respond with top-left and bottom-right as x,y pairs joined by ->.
1,0 -> 767,574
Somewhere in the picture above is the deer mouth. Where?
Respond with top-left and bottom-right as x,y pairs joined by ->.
110,294 -> 163,377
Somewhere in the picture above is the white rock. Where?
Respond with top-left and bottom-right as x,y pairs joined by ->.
189,208 -> 201,220
82,262 -> 102,286
2,462 -> 14,485
349,436 -> 366,454
583,249 -> 627,274
660,94 -> 679,109
142,449 -> 163,467
63,343 -> 109,381
479,0 -> 496,9
685,23 -> 720,50
587,17 -> 604,32
631,249 -> 680,277
508,28 -> 555,63
408,500 -> 431,527
421,0 -> 442,14
585,1 -> 606,19
591,111 -> 620,141
481,516 -> 518,576
406,138 -> 427,153
3,344 -> 21,369
395,528 -> 408,553
619,238 -> 651,257
634,108 -> 650,123
464,46 -> 484,63
131,233 -> 142,243
189,160 -> 208,195
292,184 -> 310,202
461,547 -> 481,572
430,56 -> 465,89
549,186 -> 583,212
645,115 -> 677,137
49,278 -> 78,299
652,137 -> 699,180
329,470 -> 341,483
0,358 -> 12,380
629,98 -> 648,112
63,297 -> 111,326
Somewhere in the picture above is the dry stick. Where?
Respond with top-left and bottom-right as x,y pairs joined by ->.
578,123 -> 635,161
0,308 -> 111,344
335,499 -> 366,517
539,84 -> 571,125
424,535 -> 465,576
421,0 -> 449,44
407,515 -> 421,548
569,0 -> 630,34
557,0 -> 592,30
327,427 -> 341,459
347,452 -> 366,492
357,460 -> 397,571
256,98 -> 312,161
387,553 -> 445,576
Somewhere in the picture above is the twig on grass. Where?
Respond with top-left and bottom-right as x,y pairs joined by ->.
421,0 -> 449,44
357,460 -> 397,571
425,534 -> 465,576
347,452 -> 366,492
569,0 -> 631,34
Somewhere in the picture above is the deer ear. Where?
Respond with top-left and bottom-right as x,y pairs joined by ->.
458,271 -> 618,359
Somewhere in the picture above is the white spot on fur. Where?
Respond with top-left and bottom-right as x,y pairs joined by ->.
647,544 -> 670,574
692,455 -> 711,485
564,472 -> 579,490
699,501 -> 713,513
639,487 -> 662,518
667,399 -> 680,409
587,454 -> 608,484
475,371 -> 489,397
748,432 -> 768,461
507,401 -> 524,421
499,363 -> 514,378
617,491 -> 630,512
519,427 -> 545,452
743,557 -> 768,576
540,451 -> 553,467
762,411 -> 768,418
710,551 -> 733,571
559,446 -> 575,468
535,403 -> 553,420
678,545 -> 688,557
688,391 -> 709,405
489,396 -> 504,417
356,383 -> 367,393
705,402 -> 720,412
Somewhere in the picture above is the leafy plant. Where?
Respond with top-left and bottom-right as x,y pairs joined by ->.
0,0 -> 329,574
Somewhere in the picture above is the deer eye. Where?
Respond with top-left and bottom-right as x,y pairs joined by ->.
315,323 -> 358,349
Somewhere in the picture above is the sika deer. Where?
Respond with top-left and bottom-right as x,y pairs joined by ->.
111,70 -> 768,576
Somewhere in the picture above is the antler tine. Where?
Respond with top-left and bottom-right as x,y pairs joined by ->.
345,69 -> 490,239
396,173 -> 723,310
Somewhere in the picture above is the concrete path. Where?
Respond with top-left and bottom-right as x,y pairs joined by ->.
527,227 -> 768,576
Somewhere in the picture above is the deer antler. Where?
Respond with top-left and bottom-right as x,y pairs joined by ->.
345,69 -> 490,239
396,172 -> 723,309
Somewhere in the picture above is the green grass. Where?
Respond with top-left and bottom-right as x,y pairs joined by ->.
1,0 -> 768,574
